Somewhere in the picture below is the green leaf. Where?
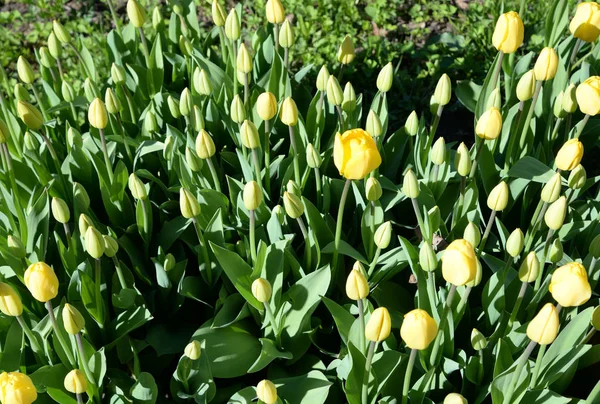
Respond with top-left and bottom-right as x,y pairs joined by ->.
322,296 -> 355,346
0,319 -> 22,371
248,338 -> 293,373
455,80 -> 482,113
130,372 -> 158,404
507,157 -> 554,183
275,370 -> 332,404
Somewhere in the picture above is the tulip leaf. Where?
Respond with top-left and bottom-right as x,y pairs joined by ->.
248,338 -> 293,373
0,319 -> 23,371
274,370 -> 332,404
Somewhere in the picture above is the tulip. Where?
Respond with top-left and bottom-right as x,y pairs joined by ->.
562,83 -> 578,114
549,239 -> 563,263
152,6 -> 163,29
549,262 -> 592,307
74,183 -> 91,211
127,0 -> 147,28
518,252 -> 540,283
230,95 -> 245,124
184,340 -> 201,360
280,97 -> 298,126
49,197 -> 69,224
103,235 -> 119,258
78,214 -> 93,235
211,0 -> 226,26
179,35 -> 192,56
286,180 -> 301,196
0,283 -> 23,317
62,303 -> 85,335
333,129 -> 381,180
23,131 -> 36,151
85,227 -> 105,259
337,35 -> 355,64
61,81 -> 74,103
567,164 -> 585,189
533,47 -> 558,81
283,191 -> 304,219
256,380 -> 278,404
180,188 -> 201,219
476,107 -> 502,140
374,222 -> 392,249
83,78 -> 97,102
167,96 -> 181,118
487,181 -> 509,211
306,144 -> 322,169
225,9 -> 240,40
195,130 -> 216,159
240,120 -> 260,149
541,172 -> 562,203
471,328 -> 487,351
111,63 -> 126,84
492,11 -> 524,54
569,2 -> 600,42
243,181 -> 262,211
0,372 -> 38,404
342,82 -> 357,112
179,88 -> 192,116
366,110 -> 383,138
454,142 -> 471,176
256,92 -> 278,121
128,173 -> 148,200
346,265 -> 369,300
279,19 -> 295,48
376,62 -> 393,93
402,169 -> 419,199
16,56 -> 34,84
419,243 -> 438,273
544,196 -> 567,230
365,307 -> 391,342
24,262 -> 59,303
88,98 -> 108,129
442,239 -> 477,286
326,76 -> 344,106
516,70 -> 536,101
251,278 -> 272,303
365,177 -> 382,201
444,393 -> 468,404
527,303 -> 560,345
265,0 -> 284,24
53,20 -> 71,44
463,222 -> 481,248
64,369 -> 87,394
400,309 -> 438,350
576,76 -> 600,116
195,69 -> 212,96
433,74 -> 451,106
316,65 -> 330,92
17,101 -> 43,130
39,47 -> 54,69
237,43 -> 252,74
430,137 -> 446,165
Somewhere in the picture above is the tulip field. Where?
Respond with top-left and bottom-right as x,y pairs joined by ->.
1,0 -> 600,403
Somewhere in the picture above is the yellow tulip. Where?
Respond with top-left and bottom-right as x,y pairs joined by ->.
365,307 -> 391,342
211,0 -> 226,27
127,0 -> 147,28
251,278 -> 272,303
555,138 -> 584,171
256,379 -> 278,404
180,188 -> 201,219
64,369 -> 87,394
516,70 -> 536,101
195,129 -> 216,159
487,181 -> 509,211
544,196 -> 567,230
549,262 -> 592,307
0,372 -> 38,404
346,263 -> 369,300
280,97 -> 298,126
88,98 -> 108,129
184,340 -> 202,360
376,62 -> 393,93
441,239 -> 477,286
0,282 -> 23,317
256,92 -> 278,121
569,2 -> 600,42
518,252 -> 540,283
85,227 -> 105,259
576,76 -> 600,116
444,393 -> 468,404
283,191 -> 304,219
533,47 -> 559,81
400,309 -> 438,350
16,56 -> 35,84
17,101 -> 43,130
243,181 -> 262,211
492,11 -> 524,54
265,0 -> 284,24
337,35 -> 355,65
62,303 -> 85,335
475,107 -> 502,140
236,43 -> 252,74
527,303 -> 560,345
24,262 -> 59,303
333,129 -> 382,180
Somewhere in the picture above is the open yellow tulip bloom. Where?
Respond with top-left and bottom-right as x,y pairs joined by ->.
570,2 -> 600,42
441,239 -> 477,286
333,129 -> 381,180
549,262 -> 592,307
400,309 -> 438,350
492,11 -> 524,54
0,372 -> 37,404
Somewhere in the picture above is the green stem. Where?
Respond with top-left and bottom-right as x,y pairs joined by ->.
263,302 -> 280,347
111,256 -> 127,290
573,114 -> 590,139
104,0 -> 122,38
243,73 -> 249,107
524,200 -> 547,252
587,379 -> 600,404
31,84 -> 49,121
430,105 -> 443,139
116,114 -> 132,161
206,158 -> 221,193
589,257 -> 598,278
369,202 -> 376,258
367,248 -> 381,278
411,198 -> 428,243
264,120 -> 271,196
357,299 -> 366,354
249,210 -> 257,264
529,344 -> 546,388
515,81 -> 542,160
402,349 -> 418,404
478,210 -> 497,257
288,125 -> 301,185
192,217 -> 212,285
138,28 -> 150,66
361,341 -> 376,404
426,270 -> 437,307
69,102 -> 79,130
99,128 -> 114,183
314,167 -> 322,209
218,27 -> 228,64
119,83 -> 137,123
332,179 -> 352,277
455,286 -> 472,316
273,23 -> 280,50
429,284 -> 457,366
297,216 -> 311,271
469,136 -> 484,179
45,301 -> 77,367
64,223 -> 74,253
76,333 -> 99,403
534,229 -> 554,292
503,340 -> 537,404
94,259 -> 104,329
491,51 -> 505,89
252,148 -> 262,188
69,43 -> 92,80
507,281 -> 528,332
335,105 -> 345,132
16,315 -> 47,365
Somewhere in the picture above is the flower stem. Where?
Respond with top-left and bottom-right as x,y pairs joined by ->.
252,148 -> 262,189
402,349 -> 418,404
335,105 -> 345,132
297,216 -> 311,271
469,136 -> 484,179
503,340 -> 537,404
573,114 -> 590,139
138,28 -> 150,66
357,299 -> 366,354
45,301 -> 77,367
192,217 -> 212,285
430,105 -> 443,139
411,198 -> 428,243
314,167 -> 322,209
206,157 -> 222,193
361,341 -> 376,404
31,84 -> 49,121
69,43 -> 92,80
263,302 -> 280,347
515,81 -> 542,161
507,281 -> 528,332
534,229 -> 554,292
116,113 -> 132,161
367,247 -> 381,278
524,200 -> 547,252
478,210 -> 497,257
332,179 -> 352,277
94,259 -> 104,328
429,284 -> 457,366
111,256 -> 127,290
263,120 -> 272,195
249,210 -> 257,264
99,128 -> 113,183
529,344 -> 546,388
288,125 -> 301,185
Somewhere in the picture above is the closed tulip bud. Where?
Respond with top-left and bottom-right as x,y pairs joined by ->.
239,120 -> 259,149
527,303 -> 560,345
103,235 -> 119,257
337,35 -> 355,65
444,393 -> 468,404
471,328 -> 487,351
455,142 -> 471,177
78,214 -> 93,235
179,35 -> 193,56
127,0 -> 146,28
111,63 -> 126,85
53,19 -> 71,44
180,188 -> 201,219
0,372 -> 38,404
167,95 -> 182,119
576,76 -> 600,116
569,2 -> 600,42
17,100 -> 43,130
64,369 -> 87,394
256,379 -> 278,404
144,111 -> 158,133
506,228 -> 524,257
280,97 -> 298,126
184,340 -> 201,360
316,65 -> 330,92
252,278 -> 272,303
434,74 -> 451,106
193,69 -> 211,96
163,134 -> 175,161
14,83 -> 29,102
83,78 -> 97,102
492,11 -> 524,54
556,139 -> 584,171
476,107 -> 502,140
61,80 -> 74,103
562,83 -> 578,113
463,222 -> 481,248
419,242 -> 438,272
229,95 -> 245,124
7,235 -> 26,259
279,19 -> 295,48
534,47 -> 559,81
88,98 -> 108,129
516,70 -> 536,102
272,205 -> 285,223
179,88 -> 192,116
326,76 -> 344,106
62,303 -> 85,335
334,129 -> 381,179
152,6 -> 163,29
164,254 -> 176,271
402,169 -> 419,199
346,264 -> 369,300
487,181 -> 509,211
236,68 -> 248,86
265,0 -> 285,24
486,87 -> 502,110
39,47 -> 54,69
105,88 -> 121,114
342,82 -> 357,112
405,111 -> 419,137
306,143 -> 322,169
401,309 -> 438,350
377,62 -> 393,93
24,262 -> 59,302
51,197 -> 70,224
549,239 -> 563,263
365,110 -> 382,138
225,9 -> 240,40
195,129 -> 216,159
48,32 -> 61,58
518,252 -> 540,283
186,148 -> 203,172
544,196 -> 567,230
73,183 -> 90,211
85,227 -> 105,259
286,180 -> 301,196
0,283 -> 23,317
283,191 -> 304,219
541,172 -> 562,203
128,173 -> 148,200
365,177 -> 382,201
243,181 -> 262,211
553,91 -> 567,119
24,131 -> 37,151
430,137 -> 446,165
549,262 -> 592,307
212,0 -> 226,26
256,92 -> 277,121
0,119 -> 10,144
374,221 -> 392,249
568,164 -> 586,189
442,239 -> 477,286
237,43 -> 252,74
365,307 -> 391,342
17,56 -> 35,84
